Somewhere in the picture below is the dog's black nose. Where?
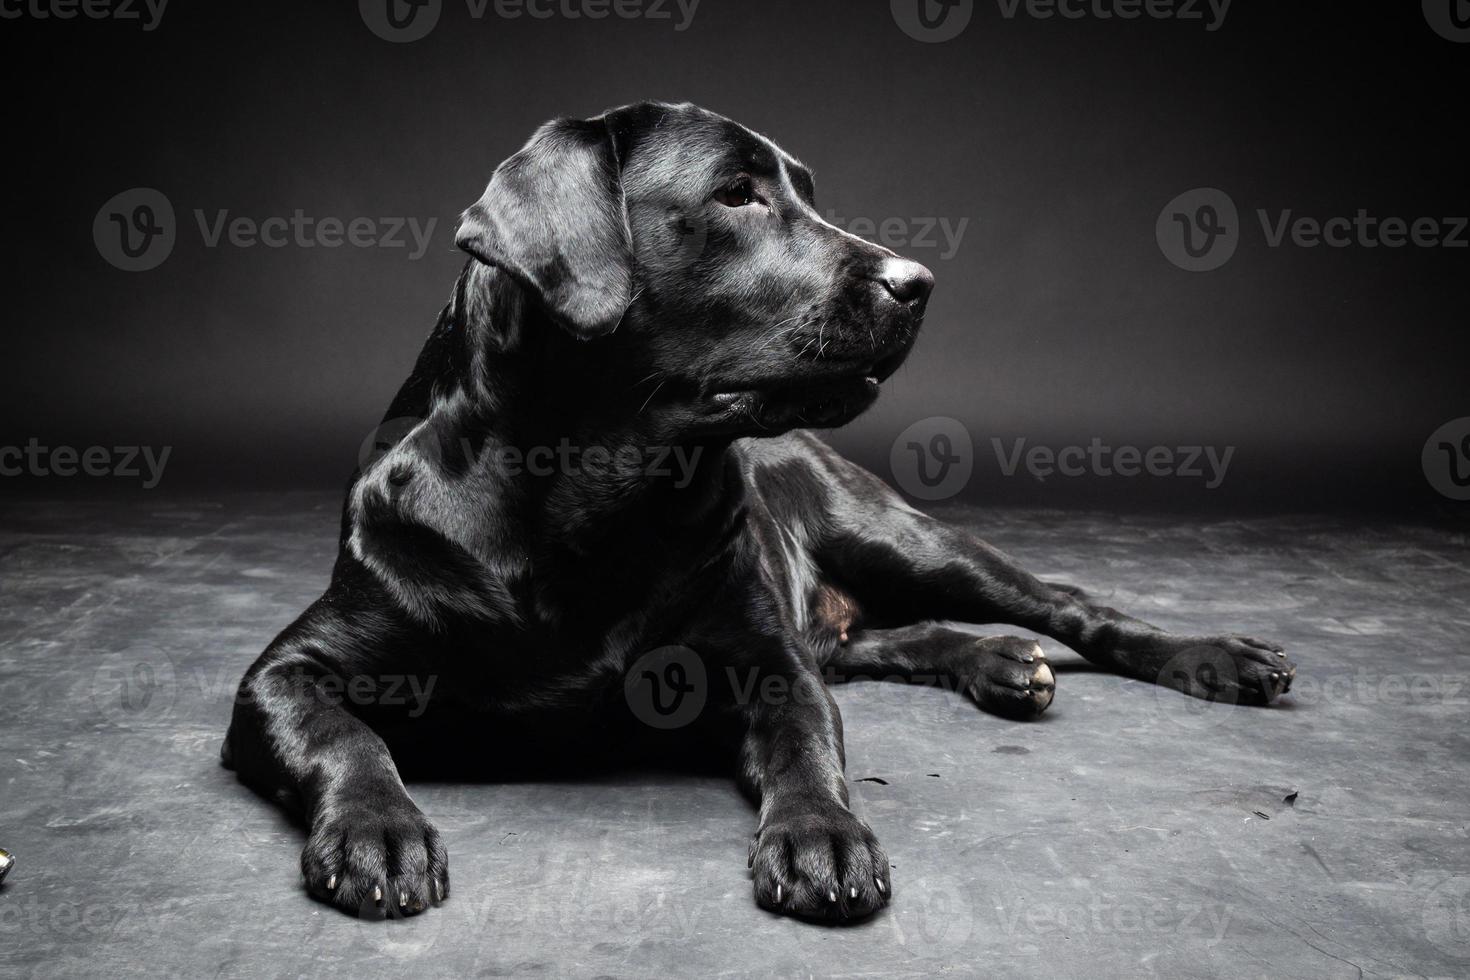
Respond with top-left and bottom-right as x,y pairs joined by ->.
879,258 -> 935,307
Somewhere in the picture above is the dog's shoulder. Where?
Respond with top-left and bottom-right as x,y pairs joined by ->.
340,404 -> 528,627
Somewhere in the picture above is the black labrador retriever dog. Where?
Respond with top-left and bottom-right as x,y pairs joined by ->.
223,101 -> 1296,923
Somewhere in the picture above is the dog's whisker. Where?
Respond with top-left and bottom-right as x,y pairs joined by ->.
631,369 -> 666,390
636,379 -> 668,416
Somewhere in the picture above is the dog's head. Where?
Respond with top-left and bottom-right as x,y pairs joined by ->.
456,101 -> 933,435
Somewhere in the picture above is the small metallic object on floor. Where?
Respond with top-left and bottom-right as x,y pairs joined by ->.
0,848 -> 14,884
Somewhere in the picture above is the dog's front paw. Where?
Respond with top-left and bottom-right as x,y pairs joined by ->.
748,806 -> 890,922
1157,635 -> 1295,706
302,794 -> 448,918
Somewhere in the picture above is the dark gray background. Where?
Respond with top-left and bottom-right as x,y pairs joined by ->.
3,0 -> 1466,515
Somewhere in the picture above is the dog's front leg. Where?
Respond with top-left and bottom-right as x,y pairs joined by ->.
736,665 -> 891,921
224,629 -> 448,918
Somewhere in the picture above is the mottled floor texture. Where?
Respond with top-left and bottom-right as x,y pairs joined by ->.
1,493 -> 1468,979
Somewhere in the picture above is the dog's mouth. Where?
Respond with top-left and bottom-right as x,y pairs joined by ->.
696,332 -> 915,432
706,370 -> 882,430
708,340 -> 910,400
712,371 -> 879,401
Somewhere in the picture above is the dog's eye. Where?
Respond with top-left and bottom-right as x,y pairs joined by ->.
714,177 -> 759,208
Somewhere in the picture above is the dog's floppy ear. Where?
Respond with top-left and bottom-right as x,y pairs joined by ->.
455,117 -> 632,340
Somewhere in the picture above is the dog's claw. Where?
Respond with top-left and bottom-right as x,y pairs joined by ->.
373,885 -> 383,904
775,883 -> 783,903
326,874 -> 337,891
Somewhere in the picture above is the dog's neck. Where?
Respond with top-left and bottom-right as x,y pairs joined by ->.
438,263 -> 738,550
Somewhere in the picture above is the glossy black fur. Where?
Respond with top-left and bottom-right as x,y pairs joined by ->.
223,102 -> 1296,923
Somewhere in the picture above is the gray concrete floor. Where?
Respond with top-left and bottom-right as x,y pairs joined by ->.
2,493 -> 1468,979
